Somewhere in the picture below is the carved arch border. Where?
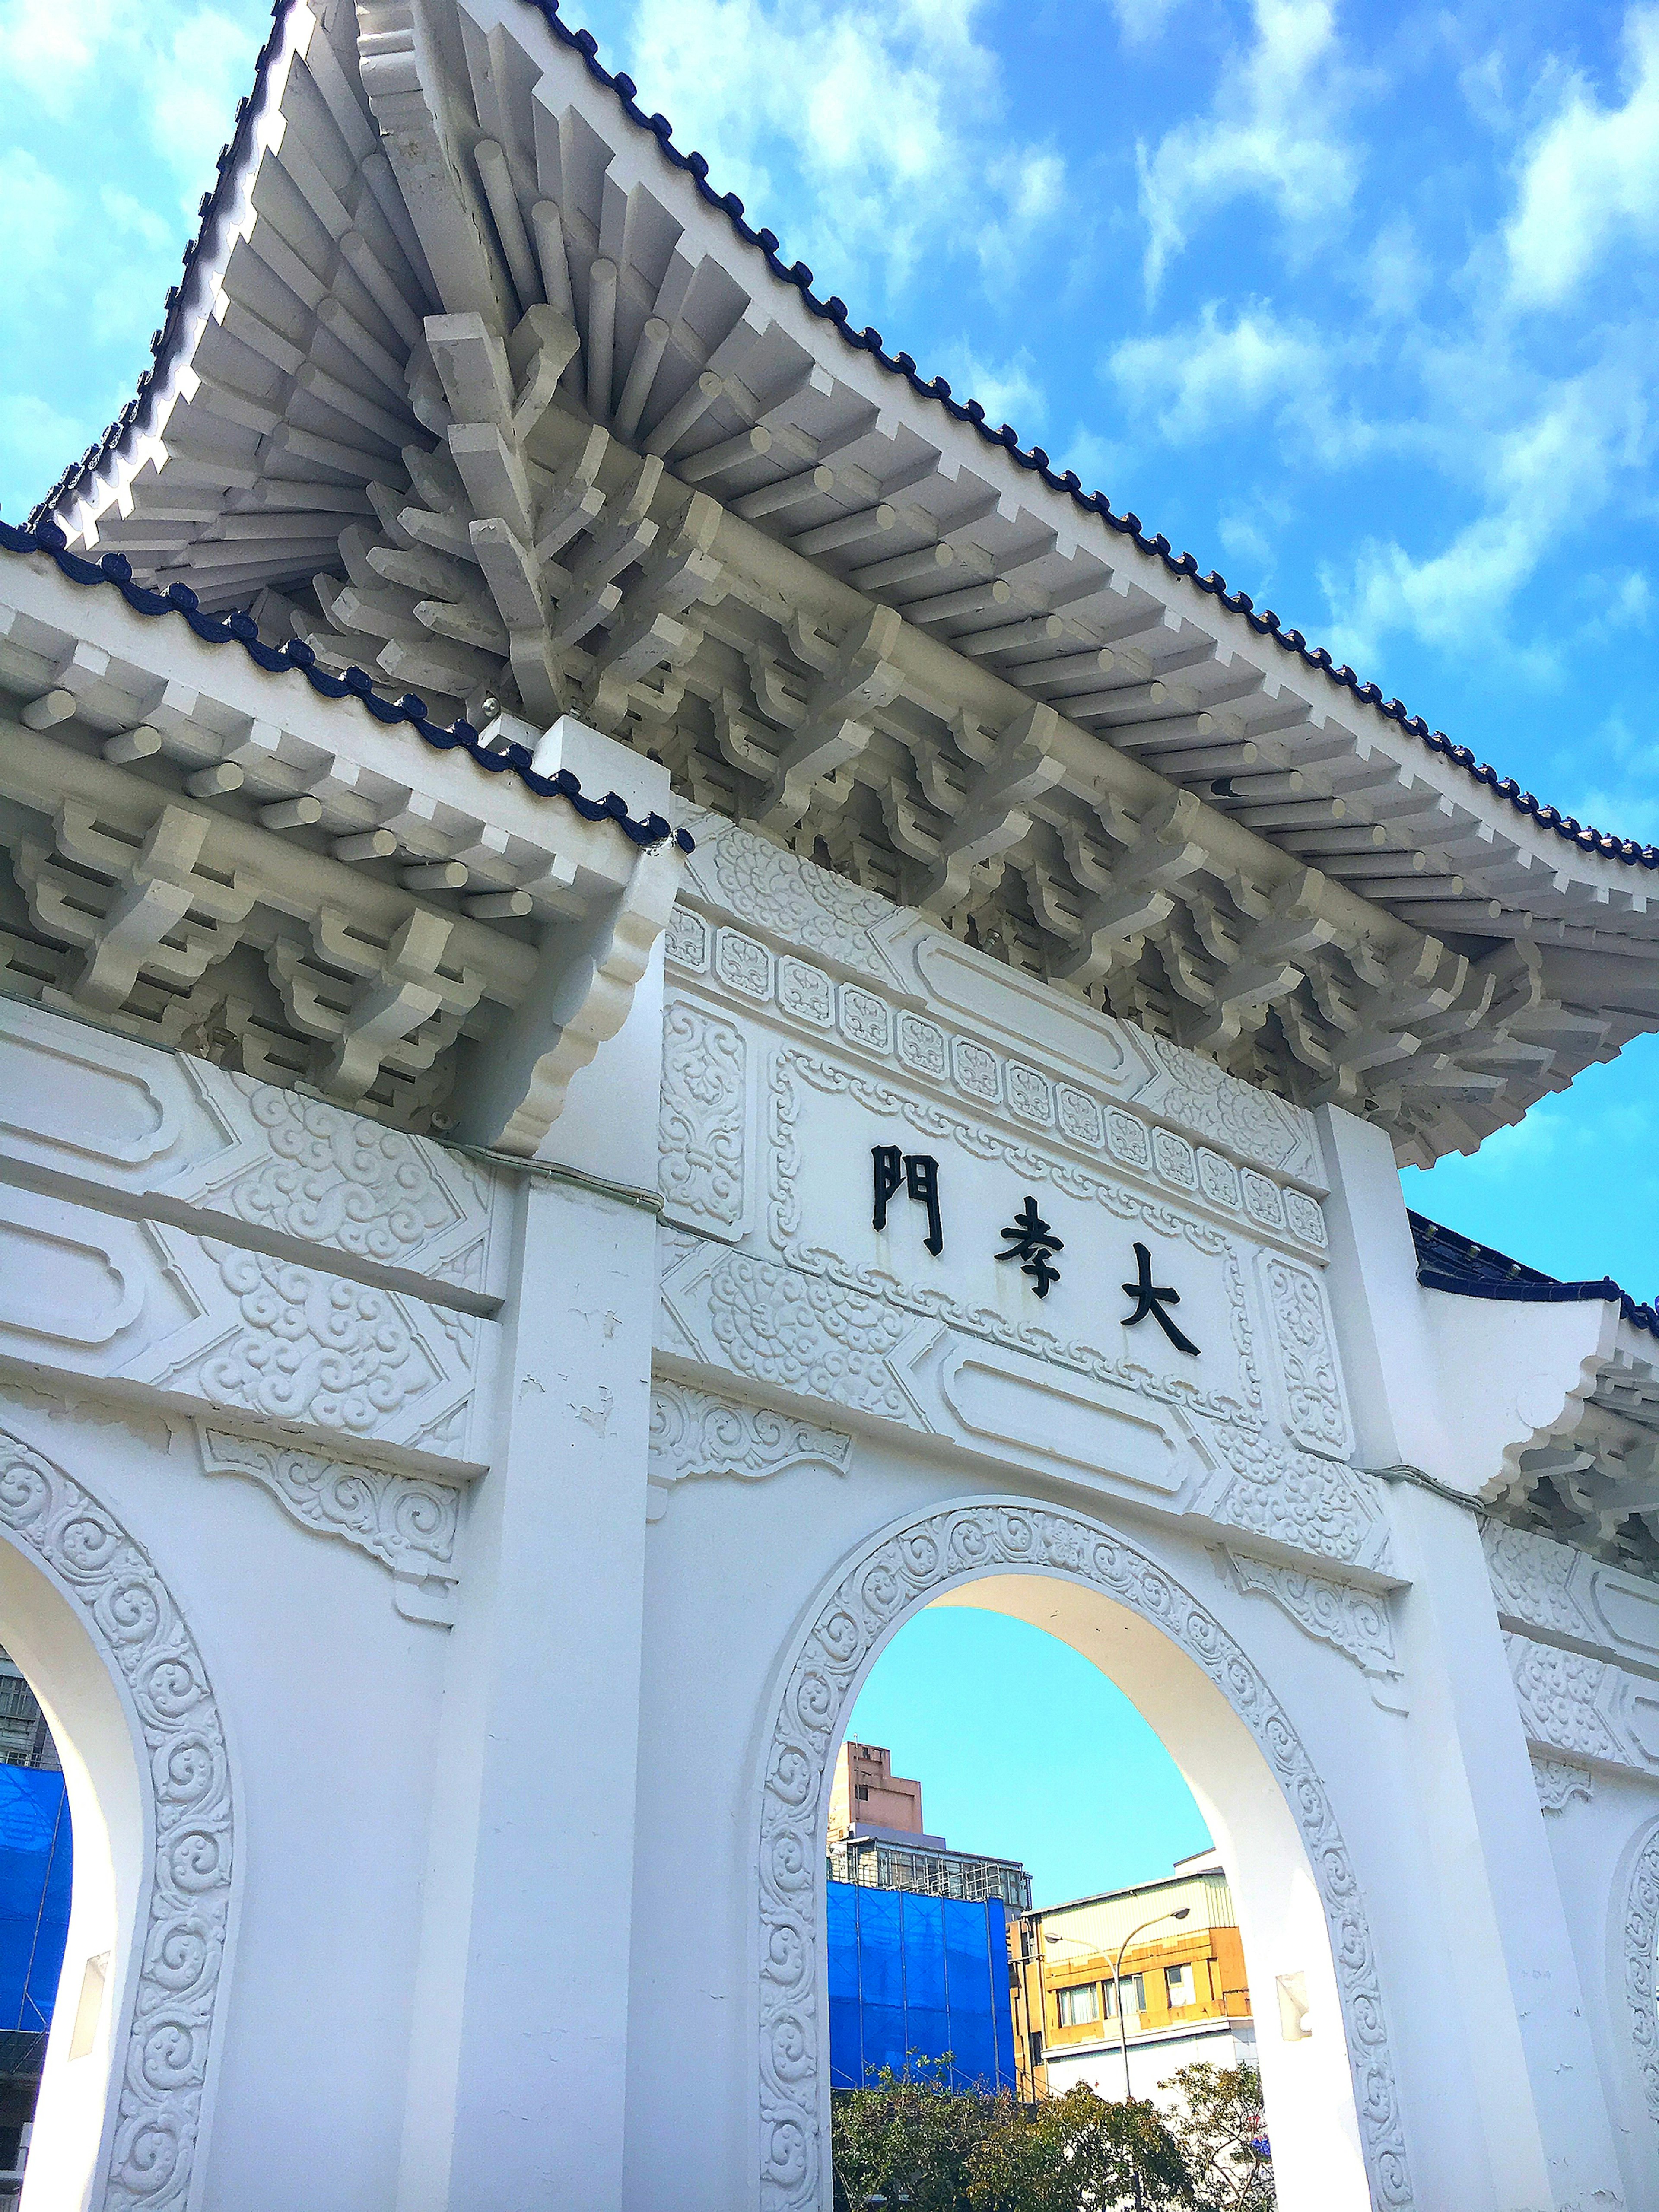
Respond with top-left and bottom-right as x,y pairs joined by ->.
756,1497 -> 1414,2211
1623,1817 -> 1659,2143
0,1423 -> 235,2212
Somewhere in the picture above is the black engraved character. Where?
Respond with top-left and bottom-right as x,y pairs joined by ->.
1120,1239 -> 1200,1355
871,1145 -> 944,1256
996,1195 -> 1063,1297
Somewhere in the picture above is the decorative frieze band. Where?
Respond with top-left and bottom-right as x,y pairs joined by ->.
664,924 -> 1327,1256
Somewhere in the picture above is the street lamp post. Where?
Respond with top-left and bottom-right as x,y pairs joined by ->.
1109,1907 -> 1190,2107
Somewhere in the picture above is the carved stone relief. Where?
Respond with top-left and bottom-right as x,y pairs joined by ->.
757,1502 -> 1412,2212
0,996 -> 510,1299
1530,1755 -> 1594,1814
194,1427 -> 461,1624
1505,1631 -> 1659,1776
0,1182 -> 492,1478
1259,1252 -> 1352,1458
646,1382 -> 852,1520
659,998 -> 748,1240
1625,1822 -> 1659,2144
0,1423 -> 234,2212
665,893 -> 1327,1251
1220,1549 -> 1402,1691
678,812 -> 906,987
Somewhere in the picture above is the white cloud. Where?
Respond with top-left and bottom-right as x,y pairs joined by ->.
620,0 -> 1064,296
940,341 -> 1044,434
0,148 -> 71,283
1319,373 -> 1642,661
0,392 -> 96,515
1106,301 -> 1373,465
1108,0 -> 1183,42
1136,0 -> 1357,295
1506,5 -> 1659,307
0,0 -> 133,116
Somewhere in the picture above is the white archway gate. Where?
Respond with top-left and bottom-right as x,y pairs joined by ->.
0,1423 -> 235,2212
757,1497 -> 1413,2212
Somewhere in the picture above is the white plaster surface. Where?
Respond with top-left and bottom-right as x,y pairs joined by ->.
0,814 -> 1653,2212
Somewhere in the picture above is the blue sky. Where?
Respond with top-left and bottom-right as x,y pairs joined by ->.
4,0 -> 1659,1894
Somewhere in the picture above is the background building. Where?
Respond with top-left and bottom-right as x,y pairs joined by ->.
826,1741 -> 1028,2094
1022,1852 -> 1255,2104
0,1653 -> 69,2208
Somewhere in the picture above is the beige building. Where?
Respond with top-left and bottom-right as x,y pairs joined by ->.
1019,1852 -> 1257,2104
827,1741 -> 929,1843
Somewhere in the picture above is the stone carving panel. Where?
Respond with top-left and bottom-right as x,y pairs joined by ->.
1505,1631 -> 1659,1775
1,998 -> 509,1297
757,1502 -> 1412,2212
1259,1252 -> 1352,1458
665,906 -> 1327,1250
659,999 -> 748,1240
0,1423 -> 233,2212
1625,1823 -> 1659,2145
1530,1755 -> 1594,1814
1137,1031 -> 1322,1182
1204,1426 -> 1383,1564
194,1427 -> 461,1624
646,1382 -> 852,1520
1222,1550 -> 1401,1684
658,1239 -> 922,1427
130,1231 -> 483,1464
679,809 -> 905,985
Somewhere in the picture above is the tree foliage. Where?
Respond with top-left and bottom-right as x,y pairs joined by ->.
1157,2064 -> 1274,2212
830,2059 -> 1266,2212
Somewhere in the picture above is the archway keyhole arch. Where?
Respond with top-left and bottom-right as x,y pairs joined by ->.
757,1498 -> 1414,2212
0,1422 -> 235,2212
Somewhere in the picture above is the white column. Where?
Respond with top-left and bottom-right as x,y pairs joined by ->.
397,953 -> 664,2212
1317,1103 -> 1627,2210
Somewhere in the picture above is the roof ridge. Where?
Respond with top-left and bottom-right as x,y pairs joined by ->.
1408,1208 -> 1658,1339
0,518 -> 690,854
23,0 -> 1659,872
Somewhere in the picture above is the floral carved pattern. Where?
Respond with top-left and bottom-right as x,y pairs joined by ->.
1222,1551 -> 1400,1680
1625,1822 -> 1659,2144
647,1383 -> 852,1517
148,1243 -> 449,1437
1260,1253 -> 1351,1457
659,999 -> 747,1236
196,1081 -> 465,1261
194,1426 -> 461,1619
757,1501 -> 1413,2212
0,1424 -> 233,2212
687,814 -> 900,982
1531,1755 -> 1594,1814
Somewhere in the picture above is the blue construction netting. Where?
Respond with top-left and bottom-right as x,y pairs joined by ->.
827,1881 -> 1017,2093
0,1768 -> 71,2034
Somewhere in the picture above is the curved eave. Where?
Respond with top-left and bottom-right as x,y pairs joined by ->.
31,0 -> 1659,1027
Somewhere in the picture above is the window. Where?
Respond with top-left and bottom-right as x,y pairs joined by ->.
1055,1981 -> 1099,2027
1103,1973 -> 1144,2018
854,1784 -> 869,1800
1166,1963 -> 1196,2009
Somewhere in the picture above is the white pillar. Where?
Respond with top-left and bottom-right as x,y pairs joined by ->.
1317,1103 -> 1627,2210
396,956 -> 664,2212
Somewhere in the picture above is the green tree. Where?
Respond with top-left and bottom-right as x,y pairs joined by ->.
831,2058 -> 1005,2212
1158,2064 -> 1274,2212
967,2085 -> 1191,2212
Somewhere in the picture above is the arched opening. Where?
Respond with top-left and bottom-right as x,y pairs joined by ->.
759,1500 -> 1410,2212
0,1532 -> 142,2210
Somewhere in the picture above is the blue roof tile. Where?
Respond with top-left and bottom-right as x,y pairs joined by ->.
0,520 -> 690,855
1410,1211 -> 1658,1340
